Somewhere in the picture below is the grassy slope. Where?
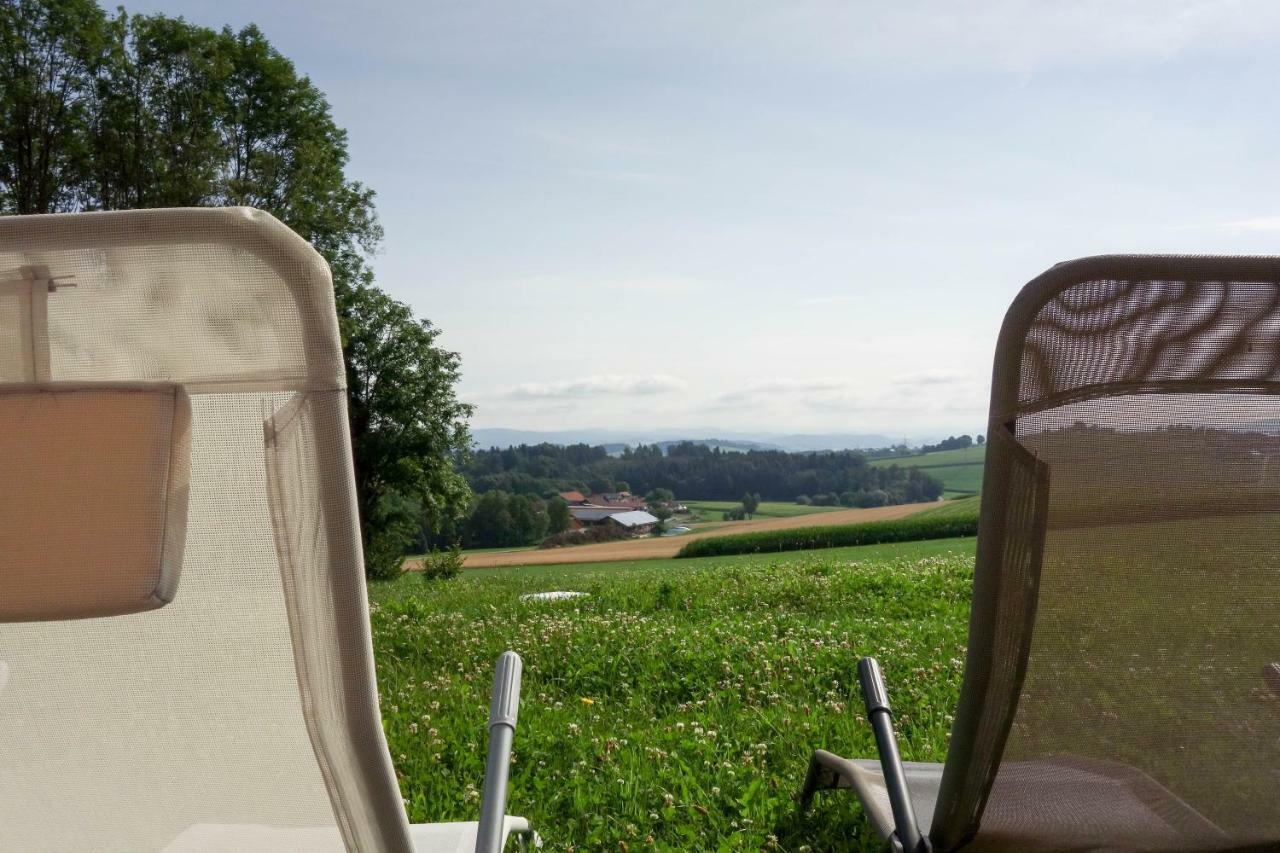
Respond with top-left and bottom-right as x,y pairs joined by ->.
869,446 -> 986,496
912,494 -> 981,521
868,446 -> 986,467
370,537 -> 976,851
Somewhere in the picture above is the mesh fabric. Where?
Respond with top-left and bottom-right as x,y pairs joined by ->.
936,258 -> 1280,852
0,209 -> 412,852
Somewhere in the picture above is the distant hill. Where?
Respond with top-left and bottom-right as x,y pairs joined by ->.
869,444 -> 985,496
471,427 -> 897,453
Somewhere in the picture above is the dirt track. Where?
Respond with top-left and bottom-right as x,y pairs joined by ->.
455,502 -> 936,568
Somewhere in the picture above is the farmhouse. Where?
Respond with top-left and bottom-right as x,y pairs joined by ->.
558,491 -> 588,505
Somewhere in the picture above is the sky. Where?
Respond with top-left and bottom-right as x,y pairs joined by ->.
124,0 -> 1280,439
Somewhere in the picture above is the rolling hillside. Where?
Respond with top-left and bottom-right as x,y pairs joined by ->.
868,445 -> 985,496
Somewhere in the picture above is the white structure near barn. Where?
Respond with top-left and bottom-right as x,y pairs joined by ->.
607,510 -> 659,534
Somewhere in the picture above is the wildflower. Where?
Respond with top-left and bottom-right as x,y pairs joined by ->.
580,697 -> 595,706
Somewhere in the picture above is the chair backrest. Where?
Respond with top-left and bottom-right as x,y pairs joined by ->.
0,209 -> 413,852
932,257 -> 1280,851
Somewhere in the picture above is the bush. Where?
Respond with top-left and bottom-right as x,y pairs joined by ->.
675,509 -> 979,559
364,497 -> 421,580
421,545 -> 464,581
843,489 -> 889,508
794,494 -> 812,505
722,506 -> 746,521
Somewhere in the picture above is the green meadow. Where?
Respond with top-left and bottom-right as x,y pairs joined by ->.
869,446 -> 986,497
370,538 -> 975,850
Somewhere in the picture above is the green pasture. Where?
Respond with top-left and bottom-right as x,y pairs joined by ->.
869,446 -> 986,496
370,538 -> 976,850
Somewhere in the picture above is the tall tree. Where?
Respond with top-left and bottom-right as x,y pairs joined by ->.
0,0 -> 104,212
343,283 -> 473,576
0,2 -> 473,577
546,495 -> 572,535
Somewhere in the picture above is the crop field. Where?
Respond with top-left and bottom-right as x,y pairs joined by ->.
868,446 -> 986,497
683,500 -> 849,520
371,537 -> 975,851
677,496 -> 980,559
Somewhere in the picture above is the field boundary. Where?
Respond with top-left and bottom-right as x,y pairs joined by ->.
675,500 -> 980,558
449,502 -> 935,568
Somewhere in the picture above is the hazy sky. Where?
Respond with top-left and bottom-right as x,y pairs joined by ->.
126,0 -> 1280,437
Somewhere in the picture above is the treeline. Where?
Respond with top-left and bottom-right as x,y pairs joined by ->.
448,491 -> 572,549
921,434 -> 984,453
465,441 -> 944,505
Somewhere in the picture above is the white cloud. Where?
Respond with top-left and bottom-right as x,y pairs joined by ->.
715,377 -> 846,405
499,374 -> 687,401
894,369 -> 970,387
1221,217 -> 1280,232
797,294 -> 860,307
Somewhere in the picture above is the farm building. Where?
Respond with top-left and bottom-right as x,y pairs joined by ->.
607,510 -> 659,534
568,505 -> 630,527
588,491 -> 647,509
558,491 -> 588,505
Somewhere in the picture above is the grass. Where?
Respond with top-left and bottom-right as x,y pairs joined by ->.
375,493 -> 1280,847
869,446 -> 985,496
675,502 -> 980,559
868,446 -> 986,467
370,537 -> 976,851
684,500 -> 849,520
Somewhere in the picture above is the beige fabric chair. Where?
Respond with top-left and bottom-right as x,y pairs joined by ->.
0,208 -> 534,852
802,256 -> 1280,852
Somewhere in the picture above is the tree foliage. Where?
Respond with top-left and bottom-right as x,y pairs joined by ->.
464,491 -> 549,549
546,496 -> 572,535
467,441 -> 943,505
0,1 -> 472,577
922,434 -> 974,453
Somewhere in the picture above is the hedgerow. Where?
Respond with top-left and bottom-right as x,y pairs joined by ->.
676,504 -> 979,559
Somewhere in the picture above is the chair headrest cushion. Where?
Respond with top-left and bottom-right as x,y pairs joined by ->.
0,383 -> 191,621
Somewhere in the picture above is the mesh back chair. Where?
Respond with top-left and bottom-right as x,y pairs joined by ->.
801,256 -> 1280,853
0,208 -> 537,852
